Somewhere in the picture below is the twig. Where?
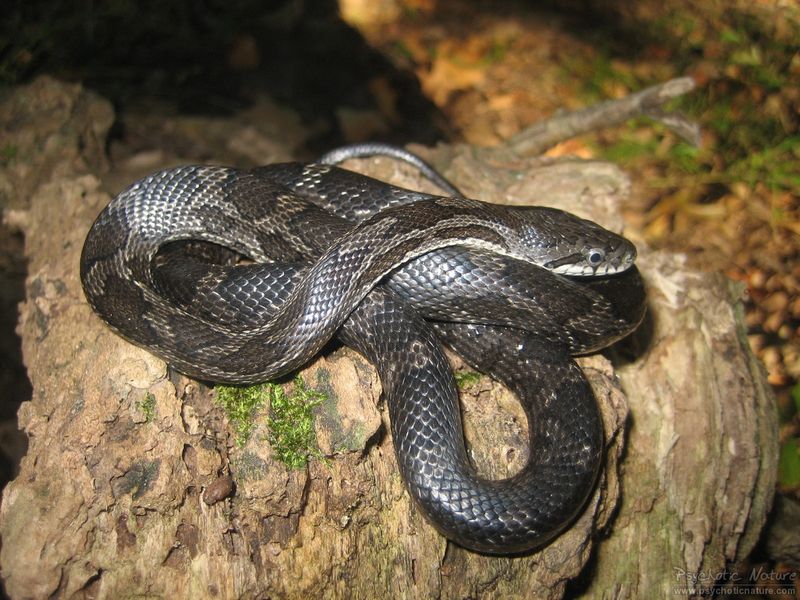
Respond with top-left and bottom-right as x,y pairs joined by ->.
505,76 -> 700,157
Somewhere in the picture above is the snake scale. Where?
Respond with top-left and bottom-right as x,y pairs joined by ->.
80,144 -> 646,554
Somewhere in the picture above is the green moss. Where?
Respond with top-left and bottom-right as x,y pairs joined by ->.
0,143 -> 18,165
215,376 -> 326,468
792,383 -> 800,416
455,370 -> 482,388
135,392 -> 156,422
214,383 -> 270,447
267,376 -> 325,470
483,37 -> 512,65
778,438 -> 800,489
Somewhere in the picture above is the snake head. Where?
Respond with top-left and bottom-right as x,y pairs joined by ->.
511,206 -> 637,276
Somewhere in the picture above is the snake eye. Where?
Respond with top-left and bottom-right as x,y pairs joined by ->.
586,248 -> 605,266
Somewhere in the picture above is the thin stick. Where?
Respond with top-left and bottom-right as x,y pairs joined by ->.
506,76 -> 699,157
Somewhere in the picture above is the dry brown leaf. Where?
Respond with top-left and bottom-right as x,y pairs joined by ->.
543,139 -> 595,159
486,93 -> 517,111
418,56 -> 486,106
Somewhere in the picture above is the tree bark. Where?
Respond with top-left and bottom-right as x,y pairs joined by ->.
0,76 -> 777,599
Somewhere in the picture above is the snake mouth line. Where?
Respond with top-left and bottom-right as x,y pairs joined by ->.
546,255 -> 635,276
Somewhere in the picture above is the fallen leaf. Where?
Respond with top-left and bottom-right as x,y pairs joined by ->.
419,55 -> 486,106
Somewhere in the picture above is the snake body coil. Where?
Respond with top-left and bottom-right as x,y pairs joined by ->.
80,153 -> 645,553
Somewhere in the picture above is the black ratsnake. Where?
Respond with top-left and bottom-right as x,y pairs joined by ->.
80,144 -> 646,554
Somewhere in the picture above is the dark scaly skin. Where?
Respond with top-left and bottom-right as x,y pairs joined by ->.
254,159 -> 644,551
80,157 -> 645,553
339,296 -> 606,552
318,142 -> 464,199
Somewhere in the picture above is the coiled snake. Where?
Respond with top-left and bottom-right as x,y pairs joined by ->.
80,145 -> 645,554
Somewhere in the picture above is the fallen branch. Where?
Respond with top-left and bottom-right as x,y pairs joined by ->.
505,76 -> 700,157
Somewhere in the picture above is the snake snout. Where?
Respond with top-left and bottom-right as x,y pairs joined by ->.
604,237 -> 638,274
545,238 -> 637,276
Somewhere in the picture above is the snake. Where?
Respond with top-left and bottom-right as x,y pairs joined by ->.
80,144 -> 645,554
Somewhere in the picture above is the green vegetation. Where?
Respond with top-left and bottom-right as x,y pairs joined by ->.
0,144 -> 18,165
455,370 -> 482,388
214,383 -> 270,448
483,37 -> 512,66
135,392 -> 156,422
779,438 -> 800,489
266,376 -> 325,470
578,10 -> 799,201
215,376 -> 325,469
780,384 -> 800,489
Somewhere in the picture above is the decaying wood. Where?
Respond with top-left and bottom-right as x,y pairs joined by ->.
0,76 -> 777,599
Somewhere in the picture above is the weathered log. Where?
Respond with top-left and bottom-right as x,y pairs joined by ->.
0,76 -> 777,599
